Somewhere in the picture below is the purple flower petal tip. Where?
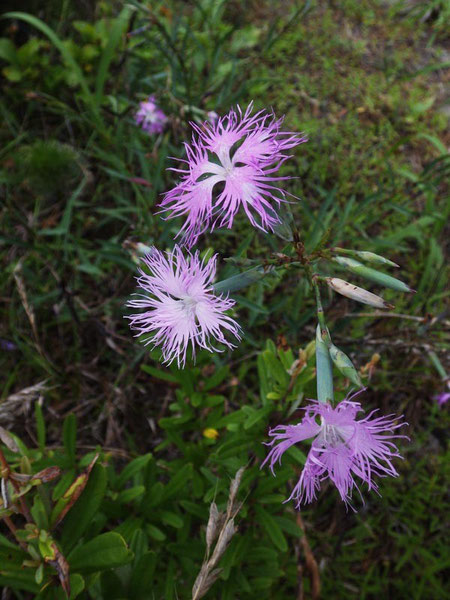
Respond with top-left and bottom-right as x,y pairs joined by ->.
434,392 -> 450,407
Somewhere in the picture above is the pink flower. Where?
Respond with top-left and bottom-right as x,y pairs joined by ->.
206,110 -> 219,124
126,246 -> 241,367
135,95 -> 168,135
160,102 -> 306,247
434,392 -> 450,407
262,392 -> 407,508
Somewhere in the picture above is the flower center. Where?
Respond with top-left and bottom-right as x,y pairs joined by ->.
320,423 -> 349,448
179,295 -> 198,317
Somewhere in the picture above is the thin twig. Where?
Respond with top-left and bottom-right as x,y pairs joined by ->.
346,312 -> 446,324
3,516 -> 28,552
296,512 -> 321,600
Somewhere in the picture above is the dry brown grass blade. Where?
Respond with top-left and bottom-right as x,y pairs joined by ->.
13,260 -> 41,347
0,426 -> 20,453
227,466 -> 245,517
206,502 -> 223,554
0,380 -> 50,425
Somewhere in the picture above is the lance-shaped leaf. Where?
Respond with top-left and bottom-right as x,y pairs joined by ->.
328,343 -> 363,387
223,256 -> 258,268
38,531 -> 71,595
333,257 -> 412,293
326,277 -> 394,309
50,454 -> 99,528
272,203 -> 295,241
315,325 -> 334,403
213,266 -> 272,294
334,248 -> 399,268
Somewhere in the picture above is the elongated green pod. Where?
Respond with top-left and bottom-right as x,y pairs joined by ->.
326,277 -> 394,309
316,325 -> 334,403
333,257 -> 413,293
328,343 -> 363,387
334,248 -> 399,268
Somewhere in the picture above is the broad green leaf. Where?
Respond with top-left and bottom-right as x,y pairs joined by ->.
68,532 -> 133,572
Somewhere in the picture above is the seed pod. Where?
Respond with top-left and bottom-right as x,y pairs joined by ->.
328,343 -> 363,387
333,257 -> 413,293
326,277 -> 394,309
334,248 -> 399,268
316,325 -> 334,404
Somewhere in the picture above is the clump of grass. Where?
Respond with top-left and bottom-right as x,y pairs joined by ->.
13,139 -> 84,196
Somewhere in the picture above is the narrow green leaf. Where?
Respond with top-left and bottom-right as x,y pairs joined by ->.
159,510 -> 184,529
244,406 -> 272,430
117,485 -> 146,504
213,267 -> 272,294
255,506 -> 288,552
129,551 -> 157,598
117,454 -> 152,488
61,464 -> 107,550
95,8 -> 131,105
161,463 -> 193,501
146,524 -> 166,542
262,349 -> 289,387
141,364 -> 178,383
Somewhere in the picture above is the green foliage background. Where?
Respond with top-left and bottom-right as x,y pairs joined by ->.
0,1 -> 448,598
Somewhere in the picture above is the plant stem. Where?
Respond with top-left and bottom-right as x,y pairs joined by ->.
312,277 -> 327,332
0,447 -> 32,522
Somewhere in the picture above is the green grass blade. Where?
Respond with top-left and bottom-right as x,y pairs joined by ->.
94,7 -> 131,105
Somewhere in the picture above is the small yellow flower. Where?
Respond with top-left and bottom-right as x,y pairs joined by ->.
203,428 -> 219,440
